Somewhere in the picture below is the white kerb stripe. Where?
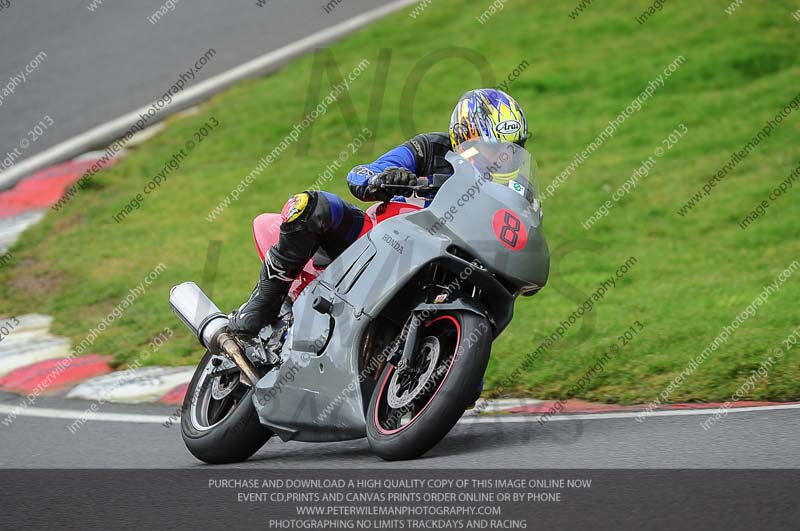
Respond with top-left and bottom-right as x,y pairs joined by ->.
1,402 -> 797,425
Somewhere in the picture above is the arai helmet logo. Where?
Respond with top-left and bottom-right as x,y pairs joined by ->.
495,119 -> 521,135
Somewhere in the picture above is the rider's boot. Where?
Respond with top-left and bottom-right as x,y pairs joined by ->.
227,250 -> 296,337
227,191 -> 363,337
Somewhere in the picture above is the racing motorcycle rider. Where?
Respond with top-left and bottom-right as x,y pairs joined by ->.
227,88 -> 530,336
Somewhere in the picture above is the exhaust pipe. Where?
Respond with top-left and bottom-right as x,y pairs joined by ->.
169,282 -> 259,387
169,282 -> 228,348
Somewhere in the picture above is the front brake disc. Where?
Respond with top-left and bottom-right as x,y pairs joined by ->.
387,336 -> 441,409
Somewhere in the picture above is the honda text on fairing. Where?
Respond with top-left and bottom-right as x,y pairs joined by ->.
169,140 -> 549,463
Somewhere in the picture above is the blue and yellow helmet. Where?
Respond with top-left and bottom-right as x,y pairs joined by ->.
448,89 -> 529,150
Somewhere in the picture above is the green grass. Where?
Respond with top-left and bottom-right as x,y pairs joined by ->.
2,0 -> 799,403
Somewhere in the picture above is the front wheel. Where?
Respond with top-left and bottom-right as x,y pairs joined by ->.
181,351 -> 273,464
366,311 -> 491,461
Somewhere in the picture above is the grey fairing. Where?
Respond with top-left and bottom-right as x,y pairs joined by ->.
429,150 -> 550,290
252,149 -> 549,442
251,231 -> 443,443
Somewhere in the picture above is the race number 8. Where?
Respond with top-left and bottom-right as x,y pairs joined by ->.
492,209 -> 528,251
499,212 -> 521,247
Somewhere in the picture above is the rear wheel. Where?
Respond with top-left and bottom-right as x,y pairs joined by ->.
181,351 -> 272,464
366,311 -> 491,461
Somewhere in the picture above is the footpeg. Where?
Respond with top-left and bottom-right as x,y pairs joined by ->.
312,295 -> 333,314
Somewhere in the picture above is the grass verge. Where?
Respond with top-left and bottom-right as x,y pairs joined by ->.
1,0 -> 799,403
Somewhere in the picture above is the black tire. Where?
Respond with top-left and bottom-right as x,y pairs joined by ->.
181,351 -> 273,464
366,311 -> 491,461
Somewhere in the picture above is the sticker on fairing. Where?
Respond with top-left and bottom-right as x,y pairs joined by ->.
508,180 -> 526,197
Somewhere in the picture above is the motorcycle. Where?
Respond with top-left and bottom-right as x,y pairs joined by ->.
169,139 -> 549,463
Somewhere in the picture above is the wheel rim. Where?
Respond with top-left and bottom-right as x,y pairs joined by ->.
387,336 -> 441,409
373,315 -> 461,435
189,355 -> 249,432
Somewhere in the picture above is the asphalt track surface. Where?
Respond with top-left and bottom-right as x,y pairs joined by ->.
1,392 -> 798,468
0,0 -> 397,163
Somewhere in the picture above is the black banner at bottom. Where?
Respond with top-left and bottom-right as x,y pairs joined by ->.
2,469 -> 797,530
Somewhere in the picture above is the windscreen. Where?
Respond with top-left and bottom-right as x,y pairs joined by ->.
455,139 -> 539,206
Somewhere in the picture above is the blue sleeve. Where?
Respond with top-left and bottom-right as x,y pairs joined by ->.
347,145 -> 417,201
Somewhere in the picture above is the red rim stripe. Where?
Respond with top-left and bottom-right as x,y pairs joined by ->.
374,315 -> 461,435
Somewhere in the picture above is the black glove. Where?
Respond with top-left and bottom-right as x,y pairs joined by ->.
367,167 -> 417,201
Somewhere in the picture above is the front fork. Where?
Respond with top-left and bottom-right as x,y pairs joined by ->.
394,314 -> 423,373
390,298 -> 492,374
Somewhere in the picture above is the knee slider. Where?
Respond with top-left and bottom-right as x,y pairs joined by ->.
280,192 -> 317,225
